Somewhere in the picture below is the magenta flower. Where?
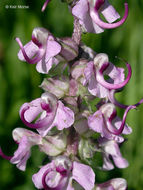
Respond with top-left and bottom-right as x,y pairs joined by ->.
96,178 -> 127,190
84,53 -> 131,98
88,103 -> 133,142
72,0 -> 128,33
98,137 -> 128,170
32,156 -> 95,190
20,92 -> 74,136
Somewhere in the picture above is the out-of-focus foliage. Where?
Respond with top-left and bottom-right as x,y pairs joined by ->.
0,0 -> 143,189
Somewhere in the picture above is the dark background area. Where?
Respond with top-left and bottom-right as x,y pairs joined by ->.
0,0 -> 143,189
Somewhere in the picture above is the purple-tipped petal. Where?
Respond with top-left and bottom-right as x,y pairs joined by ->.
96,63 -> 132,90
32,162 -> 54,189
17,41 -> 39,61
42,0 -> 51,12
72,161 -> 95,190
16,37 -> 45,64
20,93 -> 58,132
90,3 -> 128,29
106,105 -> 136,135
20,104 -> 54,129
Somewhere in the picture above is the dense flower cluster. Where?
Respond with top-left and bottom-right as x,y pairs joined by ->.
1,0 -> 143,189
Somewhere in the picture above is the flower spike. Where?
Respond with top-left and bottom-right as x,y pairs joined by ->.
42,0 -> 51,12
96,62 -> 132,90
90,2 -> 129,29
105,105 -> 136,135
16,37 -> 45,64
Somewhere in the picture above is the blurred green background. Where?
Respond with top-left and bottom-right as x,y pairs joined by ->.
0,0 -> 143,189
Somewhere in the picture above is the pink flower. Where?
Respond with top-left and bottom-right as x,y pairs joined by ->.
88,103 -> 133,142
32,156 -> 95,190
98,137 -> 128,170
84,53 -> 131,98
20,92 -> 74,136
16,28 -> 78,74
0,128 -> 68,171
72,0 -> 128,33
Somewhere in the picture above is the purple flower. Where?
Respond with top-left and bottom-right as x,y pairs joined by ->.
72,0 -> 128,33
16,27 -> 61,73
84,53 -> 131,98
98,137 -> 128,170
96,178 -> 127,190
32,155 -> 95,190
0,128 -> 68,171
88,103 -> 133,142
0,128 -> 42,171
20,92 -> 74,136
16,28 -> 78,74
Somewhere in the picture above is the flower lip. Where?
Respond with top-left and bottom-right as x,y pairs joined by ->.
16,37 -> 45,64
90,2 -> 129,29
96,62 -> 132,90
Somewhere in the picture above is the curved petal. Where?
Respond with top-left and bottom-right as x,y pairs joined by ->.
32,162 -> 54,189
90,3 -> 128,29
96,63 -> 132,90
105,105 -> 136,135
16,37 -> 45,64
17,41 -> 39,61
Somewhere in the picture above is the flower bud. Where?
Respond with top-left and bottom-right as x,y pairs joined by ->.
40,132 -> 67,156
40,78 -> 69,99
